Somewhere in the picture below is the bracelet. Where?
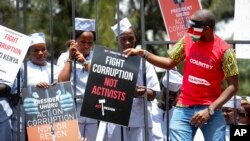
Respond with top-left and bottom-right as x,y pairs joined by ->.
142,50 -> 148,59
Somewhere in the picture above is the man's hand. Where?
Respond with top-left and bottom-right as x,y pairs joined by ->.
123,48 -> 144,58
190,108 -> 211,127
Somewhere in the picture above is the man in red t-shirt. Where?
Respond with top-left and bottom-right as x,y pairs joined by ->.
124,9 -> 239,141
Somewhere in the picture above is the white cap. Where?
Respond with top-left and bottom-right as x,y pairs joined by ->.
111,17 -> 132,36
162,70 -> 183,92
75,18 -> 95,31
223,96 -> 242,109
30,32 -> 46,47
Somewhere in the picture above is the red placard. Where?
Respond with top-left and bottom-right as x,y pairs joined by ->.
158,0 -> 201,41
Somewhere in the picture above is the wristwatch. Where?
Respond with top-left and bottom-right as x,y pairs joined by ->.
208,107 -> 214,116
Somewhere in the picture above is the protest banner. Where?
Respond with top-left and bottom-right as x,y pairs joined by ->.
0,25 -> 31,84
234,0 -> 250,59
158,0 -> 201,41
81,45 -> 141,126
22,82 -> 80,141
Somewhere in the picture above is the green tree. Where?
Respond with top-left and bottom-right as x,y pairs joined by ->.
0,0 -> 16,29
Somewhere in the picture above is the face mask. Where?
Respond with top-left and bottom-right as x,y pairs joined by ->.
187,20 -> 204,42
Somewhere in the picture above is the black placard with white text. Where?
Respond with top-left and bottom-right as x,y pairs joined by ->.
80,45 -> 140,126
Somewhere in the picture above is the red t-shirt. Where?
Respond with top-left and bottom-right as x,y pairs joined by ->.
177,35 -> 230,106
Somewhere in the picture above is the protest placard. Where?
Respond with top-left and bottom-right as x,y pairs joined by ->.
158,0 -> 201,41
0,25 -> 31,84
81,45 -> 141,126
22,82 -> 80,141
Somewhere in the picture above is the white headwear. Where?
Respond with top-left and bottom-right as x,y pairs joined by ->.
75,18 -> 95,31
223,96 -> 242,109
162,69 -> 183,92
111,17 -> 132,36
30,32 -> 45,47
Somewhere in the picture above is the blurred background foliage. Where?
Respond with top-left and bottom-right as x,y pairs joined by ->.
0,0 -> 249,97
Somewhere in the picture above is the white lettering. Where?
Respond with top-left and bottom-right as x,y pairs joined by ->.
92,64 -> 134,81
188,75 -> 210,86
190,58 -> 213,69
105,56 -> 125,68
234,129 -> 247,136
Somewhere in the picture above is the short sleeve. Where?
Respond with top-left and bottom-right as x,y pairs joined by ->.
222,48 -> 239,77
167,37 -> 185,64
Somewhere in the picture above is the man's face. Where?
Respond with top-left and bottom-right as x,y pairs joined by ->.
187,19 -> 204,42
119,28 -> 136,50
222,107 -> 239,125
